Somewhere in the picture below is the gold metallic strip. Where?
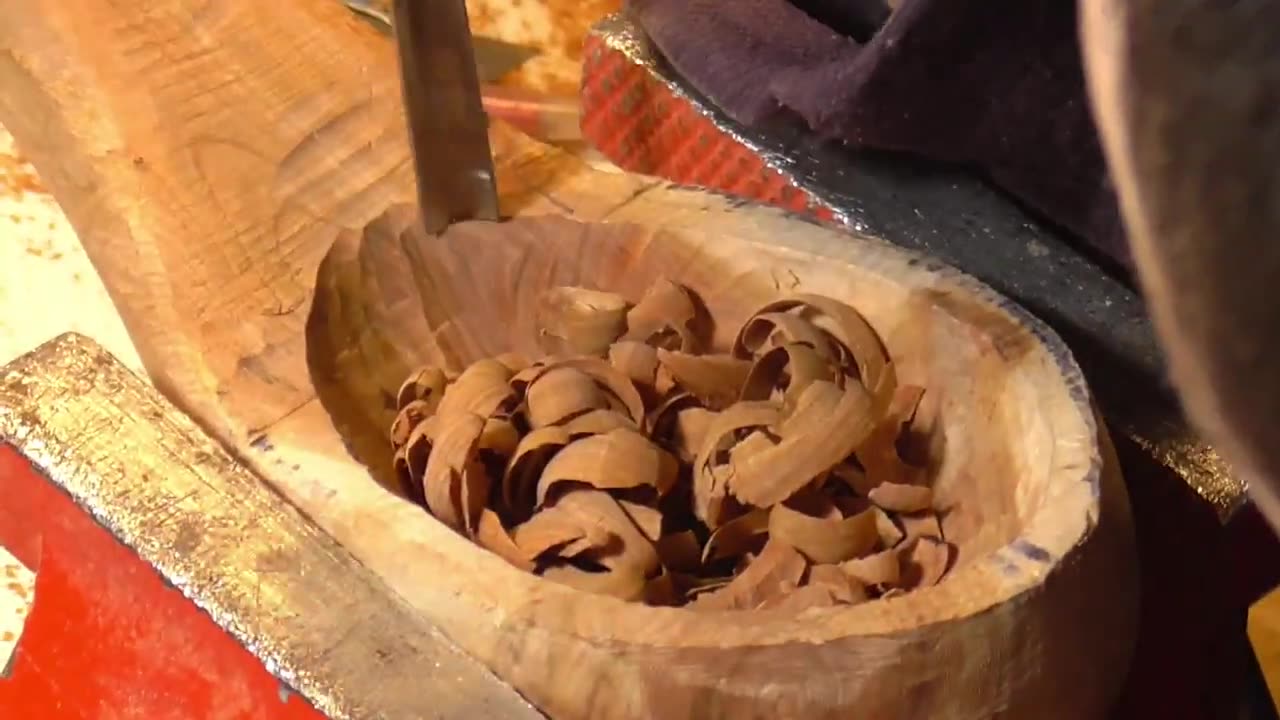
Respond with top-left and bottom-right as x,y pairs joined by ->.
0,333 -> 541,720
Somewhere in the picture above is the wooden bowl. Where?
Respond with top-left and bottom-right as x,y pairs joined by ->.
306,193 -> 1138,720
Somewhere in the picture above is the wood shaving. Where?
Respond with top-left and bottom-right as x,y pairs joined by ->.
389,279 -> 954,607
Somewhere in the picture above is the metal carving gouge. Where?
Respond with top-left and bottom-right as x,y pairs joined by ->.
392,0 -> 501,234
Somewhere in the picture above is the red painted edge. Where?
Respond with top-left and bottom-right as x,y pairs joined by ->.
580,35 -> 836,224
0,444 -> 328,719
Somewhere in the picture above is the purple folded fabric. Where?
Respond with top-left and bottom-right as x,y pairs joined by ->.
628,0 -> 1130,268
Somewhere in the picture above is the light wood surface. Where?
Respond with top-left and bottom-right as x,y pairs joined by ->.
0,1 -> 1137,717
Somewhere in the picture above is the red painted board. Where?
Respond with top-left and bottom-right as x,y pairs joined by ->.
0,444 -> 329,720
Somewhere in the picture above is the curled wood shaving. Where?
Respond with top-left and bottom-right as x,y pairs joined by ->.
436,359 -> 517,419
478,417 -> 521,457
511,505 -> 614,560
735,295 -> 896,410
768,502 -> 879,564
900,537 -> 953,589
422,413 -> 486,532
390,399 -> 435,447
525,367 -> 609,428
841,549 -> 901,587
900,511 -> 944,542
691,540 -> 807,611
528,357 -> 647,428
536,428 -> 678,506
476,509 -> 535,572
702,509 -> 770,563
874,507 -> 905,548
740,342 -> 837,410
623,278 -> 700,352
539,287 -> 629,356
807,564 -> 869,605
541,563 -> 648,601
391,279 -> 952,609
562,409 -> 634,437
736,312 -> 838,357
619,499 -> 665,543
396,366 -> 447,411
858,384 -> 927,488
655,531 -> 702,572
756,583 -> 839,612
728,381 -> 876,508
503,427 -> 572,518
655,350 -> 752,409
552,489 -> 660,575
868,482 -> 935,513
608,341 -> 659,387
692,402 -> 782,527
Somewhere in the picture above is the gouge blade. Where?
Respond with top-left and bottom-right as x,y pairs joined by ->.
392,0 -> 500,235
344,0 -> 539,83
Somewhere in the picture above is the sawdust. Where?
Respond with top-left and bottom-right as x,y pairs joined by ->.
0,151 -> 45,200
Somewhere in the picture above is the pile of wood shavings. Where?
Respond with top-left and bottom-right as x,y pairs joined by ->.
389,279 -> 953,610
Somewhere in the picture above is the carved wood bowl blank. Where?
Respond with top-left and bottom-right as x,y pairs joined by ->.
306,198 -> 1138,720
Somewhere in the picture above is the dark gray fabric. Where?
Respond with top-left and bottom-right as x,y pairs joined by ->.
628,0 -> 1131,269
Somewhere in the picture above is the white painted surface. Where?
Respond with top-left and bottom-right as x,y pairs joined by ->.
0,547 -> 35,675
0,123 -> 144,671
